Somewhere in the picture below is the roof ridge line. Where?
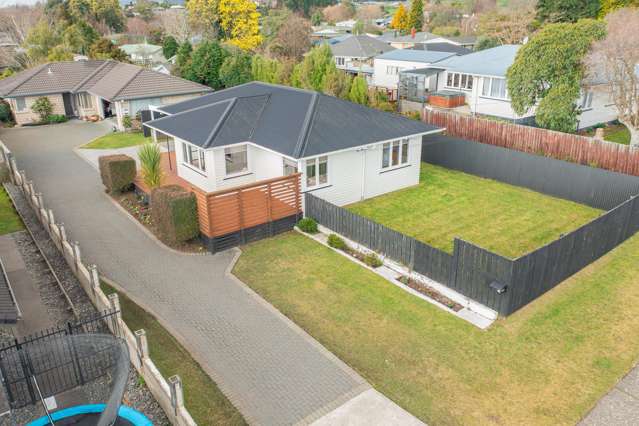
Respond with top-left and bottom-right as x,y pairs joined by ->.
293,92 -> 319,158
111,64 -> 144,100
71,60 -> 111,93
204,98 -> 237,149
247,94 -> 271,140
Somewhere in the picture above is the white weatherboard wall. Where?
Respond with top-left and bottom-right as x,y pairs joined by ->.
577,86 -> 618,129
176,139 -> 216,192
374,59 -> 439,90
307,135 -> 422,206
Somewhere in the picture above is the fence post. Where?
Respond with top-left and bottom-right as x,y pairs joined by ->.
89,265 -> 100,297
15,339 -> 37,405
169,375 -> 184,417
36,193 -> 44,221
9,158 -> 18,184
19,171 -> 26,191
67,322 -> 86,385
72,241 -> 81,272
134,329 -> 149,368
108,293 -> 122,337
27,181 -> 35,200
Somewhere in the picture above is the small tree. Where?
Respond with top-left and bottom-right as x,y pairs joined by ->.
390,4 -> 409,32
349,76 -> 369,106
220,50 -> 253,88
138,142 -> 164,189
291,44 -> 333,91
322,63 -> 352,99
162,35 -> 179,59
31,97 -> 53,122
407,0 -> 424,32
311,10 -> 322,26
251,54 -> 283,83
122,114 -> 133,131
182,41 -> 228,89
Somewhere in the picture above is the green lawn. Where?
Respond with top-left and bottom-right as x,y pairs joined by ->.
82,132 -> 149,149
0,188 -> 24,235
347,164 -> 601,258
101,283 -> 246,426
234,232 -> 639,426
605,126 -> 631,145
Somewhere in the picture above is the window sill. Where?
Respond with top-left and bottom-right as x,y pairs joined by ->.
181,162 -> 207,177
303,184 -> 332,193
443,87 -> 472,92
380,164 -> 411,174
478,95 -> 510,102
223,171 -> 252,181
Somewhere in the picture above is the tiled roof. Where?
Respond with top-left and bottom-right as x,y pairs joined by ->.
329,35 -> 395,58
146,82 -> 441,158
0,60 -> 211,100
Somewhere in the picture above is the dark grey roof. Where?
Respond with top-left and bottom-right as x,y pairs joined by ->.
409,42 -> 471,55
0,60 -> 211,100
147,82 -> 441,158
329,35 -> 395,58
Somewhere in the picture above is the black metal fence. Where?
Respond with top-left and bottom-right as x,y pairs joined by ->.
306,187 -> 639,316
422,135 -> 639,210
0,309 -> 120,408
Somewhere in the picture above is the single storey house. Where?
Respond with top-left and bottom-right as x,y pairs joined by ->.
408,45 -> 618,128
0,60 -> 211,130
329,35 -> 395,71
144,81 -> 442,207
372,49 -> 457,100
120,43 -> 166,67
382,31 -> 477,50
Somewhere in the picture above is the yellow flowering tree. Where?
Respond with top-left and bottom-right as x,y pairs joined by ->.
219,0 -> 263,51
390,4 -> 409,32
186,0 -> 219,33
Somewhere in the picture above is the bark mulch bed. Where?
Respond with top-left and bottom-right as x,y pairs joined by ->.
112,191 -> 206,254
397,275 -> 464,312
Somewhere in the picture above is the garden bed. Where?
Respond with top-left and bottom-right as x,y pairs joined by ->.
396,275 -> 462,312
112,191 -> 205,254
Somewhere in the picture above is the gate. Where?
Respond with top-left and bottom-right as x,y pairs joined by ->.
0,309 -> 120,409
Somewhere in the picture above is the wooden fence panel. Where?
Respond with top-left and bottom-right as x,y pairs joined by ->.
422,109 -> 639,176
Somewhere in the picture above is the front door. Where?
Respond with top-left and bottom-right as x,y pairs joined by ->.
62,93 -> 74,117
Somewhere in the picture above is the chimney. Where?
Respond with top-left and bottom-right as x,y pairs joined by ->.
47,66 -> 52,75
411,28 -> 416,39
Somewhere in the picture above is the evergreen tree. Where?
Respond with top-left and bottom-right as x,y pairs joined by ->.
349,76 -> 369,105
291,44 -> 333,91
182,41 -> 228,89
408,0 -> 424,32
321,63 -> 352,99
220,50 -> 253,88
536,0 -> 601,23
163,36 -> 179,59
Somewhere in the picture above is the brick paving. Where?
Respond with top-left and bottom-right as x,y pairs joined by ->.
1,122 -> 368,425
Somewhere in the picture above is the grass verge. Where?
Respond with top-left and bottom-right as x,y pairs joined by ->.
82,132 -> 149,149
234,231 -> 639,425
0,187 -> 24,235
100,282 -> 246,425
347,164 -> 601,258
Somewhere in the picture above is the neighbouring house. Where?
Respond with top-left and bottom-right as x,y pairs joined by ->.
408,42 -> 472,55
120,43 -> 166,67
311,26 -> 350,42
372,49 -> 458,100
382,31 -> 478,50
144,81 -> 442,208
0,60 -> 211,130
409,45 -> 618,128
329,35 -> 395,83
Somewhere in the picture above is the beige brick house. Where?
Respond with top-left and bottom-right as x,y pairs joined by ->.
0,60 -> 211,130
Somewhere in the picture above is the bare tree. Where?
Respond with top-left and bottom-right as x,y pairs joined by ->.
0,4 -> 43,69
127,17 -> 152,37
323,4 -> 355,24
158,9 -> 191,43
356,5 -> 384,21
268,15 -> 311,61
477,9 -> 534,44
589,8 -> 639,146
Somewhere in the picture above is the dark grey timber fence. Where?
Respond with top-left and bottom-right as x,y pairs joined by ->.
306,190 -> 639,316
422,135 -> 639,210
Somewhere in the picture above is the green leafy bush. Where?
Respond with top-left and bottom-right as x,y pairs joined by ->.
46,114 -> 68,123
31,97 -> 53,122
327,234 -> 347,250
297,217 -> 318,233
98,154 -> 136,193
122,114 -> 133,130
150,185 -> 199,243
363,253 -> 383,268
138,142 -> 163,189
0,102 -> 12,123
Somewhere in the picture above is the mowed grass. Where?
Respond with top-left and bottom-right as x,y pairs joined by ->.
101,283 -> 246,426
82,132 -> 149,149
347,164 -> 602,258
234,232 -> 639,425
0,187 -> 24,235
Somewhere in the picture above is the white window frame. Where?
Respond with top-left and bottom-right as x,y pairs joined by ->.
445,72 -> 473,91
224,144 -> 249,176
480,77 -> 509,100
181,141 -> 206,173
14,97 -> 27,112
78,93 -> 93,109
336,57 -> 345,66
386,65 -> 403,76
305,155 -> 328,189
580,91 -> 594,110
381,138 -> 410,170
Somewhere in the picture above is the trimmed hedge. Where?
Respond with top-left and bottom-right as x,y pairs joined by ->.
150,185 -> 199,243
98,154 -> 136,193
99,154 -> 136,193
297,217 -> 318,233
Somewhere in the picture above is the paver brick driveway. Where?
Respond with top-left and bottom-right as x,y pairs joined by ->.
1,121 -> 368,425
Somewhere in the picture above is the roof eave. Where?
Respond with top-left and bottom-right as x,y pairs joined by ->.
112,87 -> 213,102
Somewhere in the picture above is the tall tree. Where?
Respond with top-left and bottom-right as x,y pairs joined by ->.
477,10 -> 535,44
291,44 -> 333,91
588,8 -> 639,145
162,35 -> 179,59
25,20 -> 61,62
158,9 -> 191,42
408,0 -> 424,31
322,62 -> 352,99
186,0 -> 219,34
88,38 -> 129,61
535,0 -> 601,23
219,49 -> 253,88
90,0 -> 126,32
175,40 -> 193,75
507,19 -> 607,133
251,54 -> 283,83
182,40 -> 228,89
268,15 -> 311,61
599,0 -> 639,16
390,4 -> 409,32
218,0 -> 263,50
133,0 -> 155,22
349,76 -> 368,105
286,0 -> 336,16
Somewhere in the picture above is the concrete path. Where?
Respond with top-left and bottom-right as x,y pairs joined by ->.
0,121 -> 422,425
580,363 -> 639,426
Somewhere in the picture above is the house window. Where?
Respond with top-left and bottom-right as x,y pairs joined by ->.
283,158 -> 298,176
225,145 -> 248,175
386,65 -> 403,76
580,91 -> 594,109
445,72 -> 473,90
382,139 -> 409,169
336,57 -> 345,66
481,77 -> 508,99
78,93 -> 93,109
182,142 -> 206,172
306,156 -> 328,188
15,97 -> 27,112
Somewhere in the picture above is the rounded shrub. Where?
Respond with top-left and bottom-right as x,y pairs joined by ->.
327,234 -> 347,251
297,217 -> 318,233
364,253 -> 383,268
